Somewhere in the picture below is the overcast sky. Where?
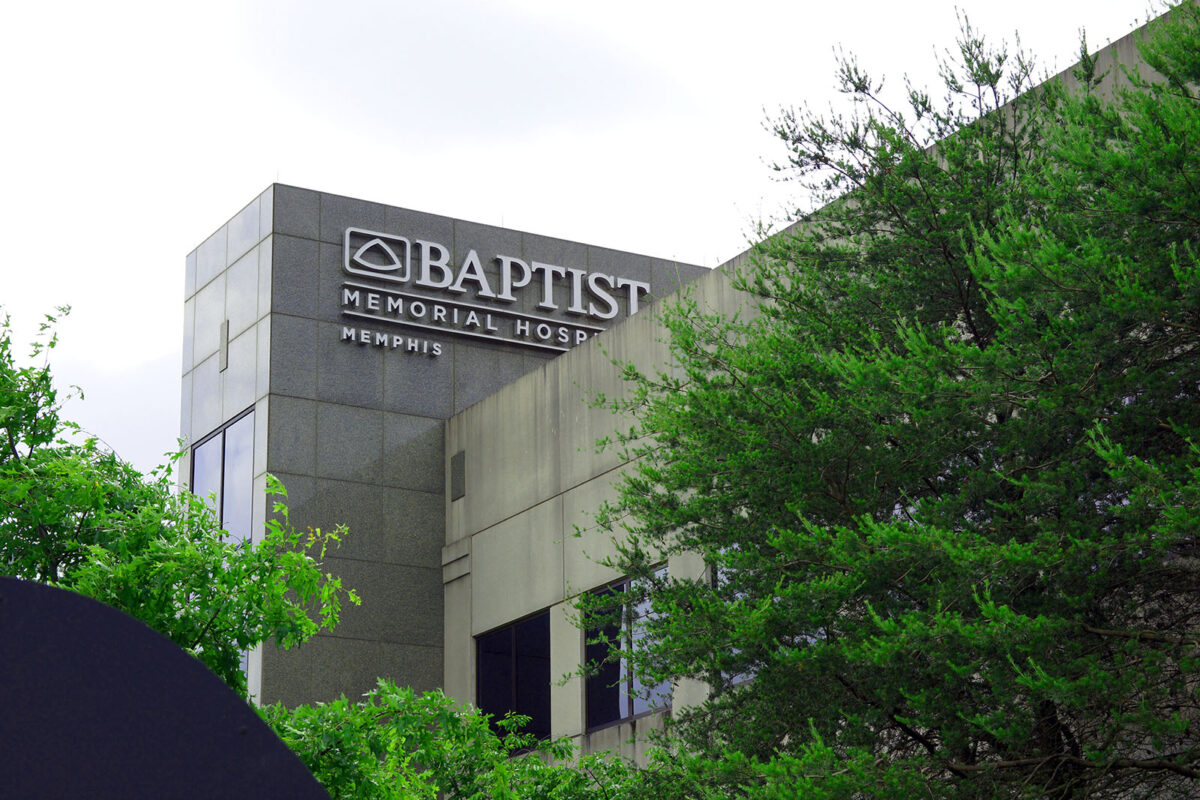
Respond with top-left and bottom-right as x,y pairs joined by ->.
0,0 -> 1158,474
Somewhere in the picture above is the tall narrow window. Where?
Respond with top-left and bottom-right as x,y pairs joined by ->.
476,611 -> 551,740
586,569 -> 670,731
190,408 -> 255,543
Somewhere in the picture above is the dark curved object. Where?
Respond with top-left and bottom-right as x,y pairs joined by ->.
0,577 -> 329,799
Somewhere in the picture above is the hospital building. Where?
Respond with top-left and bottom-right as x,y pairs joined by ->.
179,20 -> 1153,758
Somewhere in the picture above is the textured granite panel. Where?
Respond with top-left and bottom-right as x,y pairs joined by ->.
315,402 -> 383,483
184,250 -> 197,299
381,413 -> 444,493
584,245 -> 651,319
522,233 -> 590,316
196,228 -> 227,289
383,205 -> 454,247
190,354 -> 221,441
260,636 -> 442,706
585,245 -> 650,275
316,241 -> 347,322
227,195 -> 261,266
265,471 -> 314,524
220,328 -> 257,418
523,233 -> 589,271
321,558 -> 443,645
272,185 -> 320,241
454,220 -> 524,310
225,246 -> 259,339
253,396 -> 269,478
316,321 -> 385,408
454,219 -> 522,264
258,186 -> 274,238
382,345 -> 453,418
179,370 -> 193,444
452,339 -> 529,413
250,471 -> 268,545
181,297 -> 195,374
192,272 -> 225,366
650,258 -> 709,301
268,314 -> 318,400
266,396 -> 317,475
255,317 -> 271,400
319,193 -> 387,246
271,235 -> 320,318
523,350 -> 557,374
257,236 -> 273,317
303,479 -> 443,567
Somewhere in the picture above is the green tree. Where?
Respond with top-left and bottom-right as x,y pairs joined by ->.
0,310 -> 357,696
588,6 -> 1200,798
265,680 -> 638,800
1,312 -> 639,799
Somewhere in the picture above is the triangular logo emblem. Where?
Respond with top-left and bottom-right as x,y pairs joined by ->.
352,237 -> 408,280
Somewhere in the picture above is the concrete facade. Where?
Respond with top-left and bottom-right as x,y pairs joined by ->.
182,184 -> 705,707
443,255 -> 751,750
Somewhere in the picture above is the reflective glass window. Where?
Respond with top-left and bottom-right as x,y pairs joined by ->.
221,413 -> 254,542
189,408 -> 255,543
585,569 -> 670,730
191,436 -> 223,517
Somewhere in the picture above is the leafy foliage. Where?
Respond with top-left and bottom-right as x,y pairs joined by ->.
0,310 -> 358,696
1,312 -> 640,798
264,680 -> 638,800
589,6 -> 1200,799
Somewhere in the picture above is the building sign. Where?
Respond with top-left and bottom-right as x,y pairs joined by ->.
339,228 -> 649,355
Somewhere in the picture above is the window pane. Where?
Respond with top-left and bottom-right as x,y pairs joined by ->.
514,613 -> 551,740
476,613 -> 552,740
586,620 -> 623,729
476,627 -> 514,727
221,412 -> 254,543
630,664 -> 670,715
191,435 -> 223,517
586,571 -> 671,726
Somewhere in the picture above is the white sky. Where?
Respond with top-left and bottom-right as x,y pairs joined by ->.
0,0 -> 1158,474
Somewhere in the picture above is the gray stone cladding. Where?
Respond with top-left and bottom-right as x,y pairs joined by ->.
181,184 -> 706,706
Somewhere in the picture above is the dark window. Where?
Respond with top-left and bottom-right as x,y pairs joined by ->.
586,570 -> 670,731
476,611 -> 551,740
190,408 -> 255,543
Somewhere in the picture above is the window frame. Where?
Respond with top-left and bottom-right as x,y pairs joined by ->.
189,406 -> 255,542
